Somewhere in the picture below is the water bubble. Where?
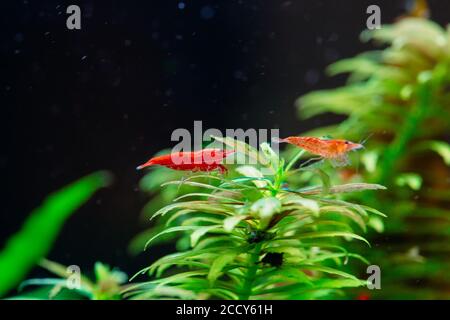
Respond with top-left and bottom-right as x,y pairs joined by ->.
178,2 -> 186,10
200,6 -> 215,20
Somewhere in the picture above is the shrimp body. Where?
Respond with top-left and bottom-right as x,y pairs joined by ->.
279,136 -> 363,166
137,148 -> 234,174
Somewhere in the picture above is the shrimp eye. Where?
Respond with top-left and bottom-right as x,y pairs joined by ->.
345,141 -> 350,145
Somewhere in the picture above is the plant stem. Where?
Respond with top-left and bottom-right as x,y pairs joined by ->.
272,149 -> 305,196
285,149 -> 306,173
239,242 -> 263,300
378,83 -> 430,185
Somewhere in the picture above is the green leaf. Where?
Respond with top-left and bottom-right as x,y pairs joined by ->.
320,206 -> 367,232
139,165 -> 180,192
145,226 -> 199,250
251,197 -> 281,219
195,236 -> 244,250
254,267 -> 313,289
313,278 -> 366,289
139,249 -> 218,278
285,149 -> 306,172
414,140 -> 450,166
250,197 -> 281,229
181,216 -> 223,227
395,173 -> 423,190
151,201 -> 235,220
294,231 -> 371,247
223,215 -> 248,232
161,180 -> 241,196
306,252 -> 370,265
361,150 -> 379,173
0,171 -> 111,298
235,166 -> 268,188
212,135 -> 268,166
426,141 -> 450,165
39,259 -> 94,289
19,278 -> 70,291
368,216 -> 384,233
18,278 -> 94,299
281,195 -> 319,215
327,54 -> 380,80
299,183 -> 386,195
260,142 -> 280,172
314,169 -> 331,194
152,271 -> 209,288
208,252 -> 239,285
359,205 -> 387,218
204,288 -> 240,300
125,284 -> 197,300
174,193 -> 242,203
292,264 -> 360,280
190,225 -> 222,247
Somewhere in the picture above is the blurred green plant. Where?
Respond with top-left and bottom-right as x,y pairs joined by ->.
12,260 -> 128,300
0,171 -> 111,298
296,17 -> 450,299
127,138 -> 385,299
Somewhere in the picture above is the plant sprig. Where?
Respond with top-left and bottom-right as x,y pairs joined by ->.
127,138 -> 386,300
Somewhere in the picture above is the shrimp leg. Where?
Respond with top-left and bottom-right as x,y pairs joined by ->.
330,154 -> 351,167
299,157 -> 324,169
217,164 -> 228,175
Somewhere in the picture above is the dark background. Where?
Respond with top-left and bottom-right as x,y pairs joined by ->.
0,0 -> 448,277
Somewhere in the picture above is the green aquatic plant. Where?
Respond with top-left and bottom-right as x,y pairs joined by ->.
0,171 -> 111,298
127,137 -> 386,300
13,260 -> 128,300
296,17 -> 450,298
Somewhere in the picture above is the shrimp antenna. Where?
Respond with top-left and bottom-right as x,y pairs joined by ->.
359,132 -> 374,145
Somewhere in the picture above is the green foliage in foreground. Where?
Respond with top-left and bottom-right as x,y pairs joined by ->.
13,260 -> 127,300
0,171 -> 111,297
126,138 -> 386,300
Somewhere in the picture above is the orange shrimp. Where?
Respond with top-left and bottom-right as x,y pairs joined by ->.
277,136 -> 364,167
137,148 -> 234,174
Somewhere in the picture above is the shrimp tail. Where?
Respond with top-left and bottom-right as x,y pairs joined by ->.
272,137 -> 287,144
